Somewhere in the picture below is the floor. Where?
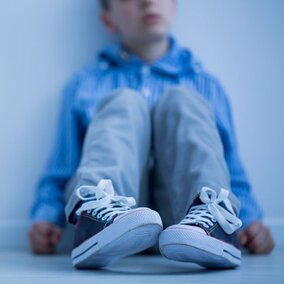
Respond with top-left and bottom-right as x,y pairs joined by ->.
0,248 -> 283,284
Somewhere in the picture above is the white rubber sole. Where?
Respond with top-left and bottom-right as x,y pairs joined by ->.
159,225 -> 241,269
72,207 -> 163,269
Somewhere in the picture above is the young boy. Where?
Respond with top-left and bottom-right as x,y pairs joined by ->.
29,0 -> 274,268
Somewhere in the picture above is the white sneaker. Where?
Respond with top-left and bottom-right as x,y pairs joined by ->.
159,187 -> 242,269
72,179 -> 163,269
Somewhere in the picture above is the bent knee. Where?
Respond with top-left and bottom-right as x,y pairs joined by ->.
107,88 -> 148,107
158,86 -> 212,114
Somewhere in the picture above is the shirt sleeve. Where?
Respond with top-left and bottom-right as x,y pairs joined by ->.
30,75 -> 84,228
212,81 -> 264,228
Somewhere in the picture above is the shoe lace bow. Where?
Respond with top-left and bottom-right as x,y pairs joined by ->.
180,187 -> 242,234
75,179 -> 136,222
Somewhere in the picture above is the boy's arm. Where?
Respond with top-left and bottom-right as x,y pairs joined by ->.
214,82 -> 274,253
30,75 -> 83,229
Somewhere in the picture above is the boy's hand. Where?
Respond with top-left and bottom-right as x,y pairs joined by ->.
28,221 -> 63,254
237,221 -> 275,254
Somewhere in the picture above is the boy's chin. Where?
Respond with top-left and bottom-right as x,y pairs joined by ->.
121,29 -> 170,45
142,30 -> 170,42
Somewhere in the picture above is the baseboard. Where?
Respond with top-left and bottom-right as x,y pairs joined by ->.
0,220 -> 30,250
0,218 -> 283,251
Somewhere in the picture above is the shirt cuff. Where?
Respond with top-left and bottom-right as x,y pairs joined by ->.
30,202 -> 67,229
237,193 -> 264,229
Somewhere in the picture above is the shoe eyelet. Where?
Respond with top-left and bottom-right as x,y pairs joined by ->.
102,216 -> 106,221
97,214 -> 102,218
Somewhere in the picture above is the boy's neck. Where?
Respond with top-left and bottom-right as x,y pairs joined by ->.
121,35 -> 170,64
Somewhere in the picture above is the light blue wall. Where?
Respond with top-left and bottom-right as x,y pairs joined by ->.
0,1 -> 283,246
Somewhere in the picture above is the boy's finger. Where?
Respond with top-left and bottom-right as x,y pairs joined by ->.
29,238 -> 54,254
265,231 -> 275,253
33,222 -> 53,237
245,222 -> 262,240
50,226 -> 63,244
247,227 -> 268,253
29,229 -> 53,248
237,230 -> 248,246
52,225 -> 62,235
250,228 -> 275,254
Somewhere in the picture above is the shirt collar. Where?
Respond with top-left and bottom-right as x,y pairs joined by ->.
98,34 -> 201,77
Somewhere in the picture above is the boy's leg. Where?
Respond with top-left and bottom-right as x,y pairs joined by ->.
65,88 -> 152,223
151,86 -> 240,227
64,88 -> 162,269
152,86 -> 242,268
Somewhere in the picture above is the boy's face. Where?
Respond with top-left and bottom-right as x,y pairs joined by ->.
101,0 -> 176,44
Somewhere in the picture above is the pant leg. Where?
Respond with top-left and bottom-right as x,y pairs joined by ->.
65,88 -> 152,224
151,86 -> 240,228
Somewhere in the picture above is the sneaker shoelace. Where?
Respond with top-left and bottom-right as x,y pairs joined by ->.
180,187 -> 242,234
75,179 -> 136,223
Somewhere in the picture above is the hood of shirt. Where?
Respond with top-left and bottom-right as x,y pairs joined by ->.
97,34 -> 202,77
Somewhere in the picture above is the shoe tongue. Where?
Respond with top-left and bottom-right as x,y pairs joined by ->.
187,194 -> 203,212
